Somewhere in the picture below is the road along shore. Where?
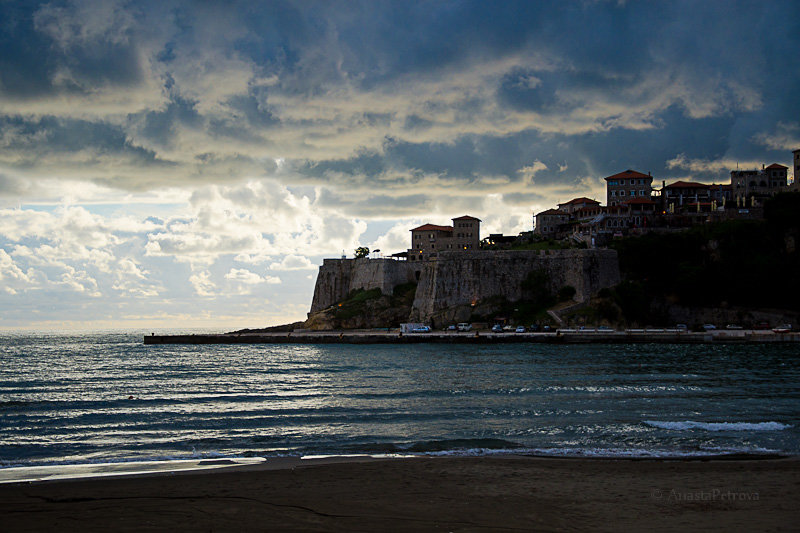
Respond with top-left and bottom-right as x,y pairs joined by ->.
144,329 -> 800,345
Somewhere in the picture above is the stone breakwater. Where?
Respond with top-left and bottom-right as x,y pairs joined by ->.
309,249 -> 621,323
144,330 -> 800,345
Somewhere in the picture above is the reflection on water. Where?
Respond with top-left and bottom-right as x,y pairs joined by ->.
1,333 -> 798,466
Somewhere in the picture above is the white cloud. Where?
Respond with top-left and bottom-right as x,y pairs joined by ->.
189,270 -> 216,297
518,160 -> 548,184
369,221 -> 421,255
0,249 -> 39,294
666,154 -> 760,178
145,180 -> 367,265
225,268 -> 280,285
269,255 -> 316,271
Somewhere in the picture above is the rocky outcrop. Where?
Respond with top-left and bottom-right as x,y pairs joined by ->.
306,249 -> 620,328
309,258 -> 420,313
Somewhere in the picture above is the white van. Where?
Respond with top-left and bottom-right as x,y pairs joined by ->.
457,323 -> 472,332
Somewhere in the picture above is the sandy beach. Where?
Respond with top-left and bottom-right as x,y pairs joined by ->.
2,455 -> 798,532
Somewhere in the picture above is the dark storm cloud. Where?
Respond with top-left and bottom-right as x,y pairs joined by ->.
0,0 -> 798,202
0,173 -> 30,196
315,188 -> 434,217
134,95 -> 203,147
0,1 -> 148,99
0,115 -> 161,163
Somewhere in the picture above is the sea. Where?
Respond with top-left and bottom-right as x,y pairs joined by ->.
1,331 -> 799,479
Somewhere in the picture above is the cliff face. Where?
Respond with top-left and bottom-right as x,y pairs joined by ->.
307,250 -> 620,328
310,258 -> 420,313
408,249 -> 620,322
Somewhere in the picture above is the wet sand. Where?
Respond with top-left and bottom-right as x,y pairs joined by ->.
2,456 -> 798,532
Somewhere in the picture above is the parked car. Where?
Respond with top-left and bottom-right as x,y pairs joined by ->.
491,324 -> 504,333
675,324 -> 688,331
528,324 -> 539,332
446,325 -> 457,331
411,326 -> 431,333
773,324 -> 792,333
515,326 -> 526,333
703,324 -> 717,330
726,324 -> 743,330
542,325 -> 552,332
457,323 -> 472,332
597,326 -> 615,332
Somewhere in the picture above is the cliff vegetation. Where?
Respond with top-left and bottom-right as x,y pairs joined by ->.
579,192 -> 800,327
304,282 -> 418,330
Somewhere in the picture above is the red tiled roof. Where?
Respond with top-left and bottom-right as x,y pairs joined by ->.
604,169 -> 650,181
410,224 -> 453,232
558,197 -> 600,207
765,163 -> 788,170
665,180 -> 710,189
535,209 -> 565,216
452,215 -> 482,221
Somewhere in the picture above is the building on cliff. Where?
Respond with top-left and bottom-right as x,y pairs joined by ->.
407,215 -> 481,261
604,170 -> 653,207
731,163 -> 789,205
536,149 -> 799,244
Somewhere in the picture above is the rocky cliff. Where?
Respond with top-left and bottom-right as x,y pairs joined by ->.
306,249 -> 620,329
309,258 -> 420,313
409,249 -> 620,324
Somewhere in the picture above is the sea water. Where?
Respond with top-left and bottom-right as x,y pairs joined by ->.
1,332 -> 798,473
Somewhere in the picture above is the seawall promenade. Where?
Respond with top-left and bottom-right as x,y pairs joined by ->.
144,329 -> 800,345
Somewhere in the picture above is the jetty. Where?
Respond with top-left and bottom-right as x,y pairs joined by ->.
144,329 -> 799,345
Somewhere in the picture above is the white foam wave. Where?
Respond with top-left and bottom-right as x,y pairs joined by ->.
415,445 -> 780,459
644,420 -> 791,432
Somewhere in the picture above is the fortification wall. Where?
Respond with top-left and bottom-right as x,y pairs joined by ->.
408,249 -> 620,321
309,258 -> 422,313
309,249 -> 620,320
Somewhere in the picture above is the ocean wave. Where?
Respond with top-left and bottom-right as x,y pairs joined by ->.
407,445 -> 782,459
644,420 -> 791,432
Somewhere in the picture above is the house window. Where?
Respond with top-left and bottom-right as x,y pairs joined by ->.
639,190 -> 645,196
620,191 -> 626,196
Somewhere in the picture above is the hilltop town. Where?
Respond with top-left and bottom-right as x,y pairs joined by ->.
530,149 -> 800,247
295,149 -> 800,332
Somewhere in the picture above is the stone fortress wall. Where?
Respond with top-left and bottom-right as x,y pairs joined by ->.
309,250 -> 621,322
309,258 -> 421,313
408,249 -> 620,321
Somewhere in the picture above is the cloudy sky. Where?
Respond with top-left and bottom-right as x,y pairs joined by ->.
1,0 -> 798,330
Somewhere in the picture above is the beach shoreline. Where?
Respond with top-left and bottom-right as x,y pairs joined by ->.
2,455 -> 798,531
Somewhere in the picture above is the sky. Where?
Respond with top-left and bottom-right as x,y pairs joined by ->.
1,0 -> 799,331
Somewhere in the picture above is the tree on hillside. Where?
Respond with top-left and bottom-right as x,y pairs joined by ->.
354,246 -> 370,259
